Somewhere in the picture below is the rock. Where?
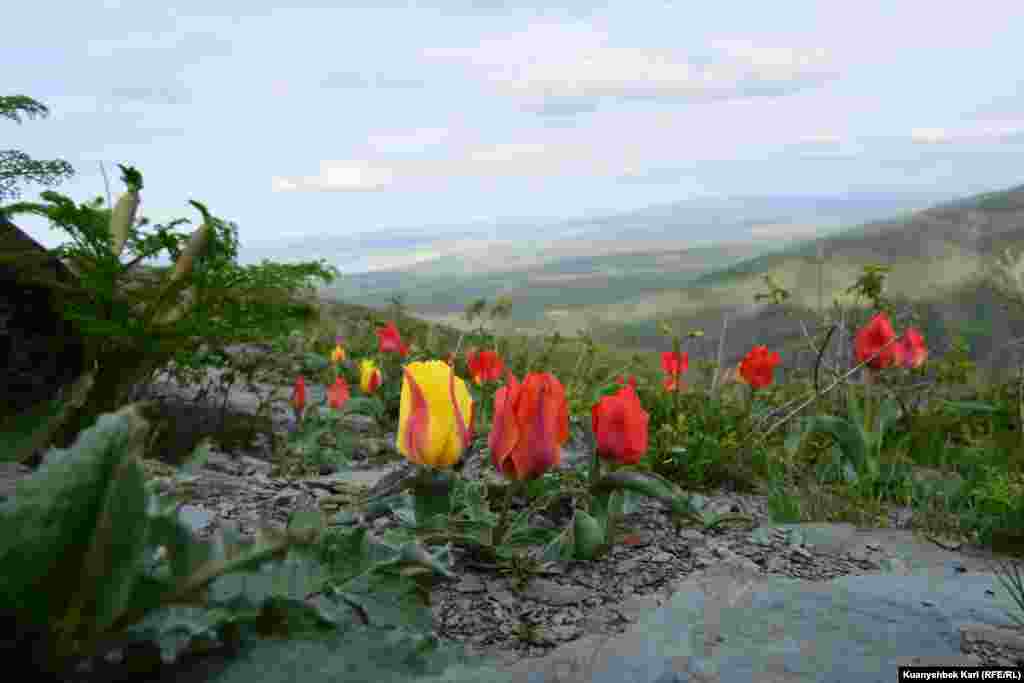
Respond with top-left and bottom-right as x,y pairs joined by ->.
960,622 -> 1024,666
0,217 -> 87,425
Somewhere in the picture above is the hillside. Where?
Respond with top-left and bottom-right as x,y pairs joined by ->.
319,192 -> 942,319
590,183 -> 1024,378
316,183 -> 1024,382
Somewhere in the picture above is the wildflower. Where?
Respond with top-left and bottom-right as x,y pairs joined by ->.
592,384 -> 649,466
489,371 -> 569,481
396,361 -> 474,468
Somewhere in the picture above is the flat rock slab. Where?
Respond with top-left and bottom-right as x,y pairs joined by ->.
482,563 -> 1023,683
770,522 -> 1012,576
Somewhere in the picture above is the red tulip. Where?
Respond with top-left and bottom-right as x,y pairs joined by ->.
488,371 -> 569,481
737,346 -> 781,389
591,384 -> 649,466
327,376 -> 350,410
661,351 -> 688,392
854,313 -> 903,372
467,349 -> 505,384
291,375 -> 306,419
376,321 -> 409,357
897,328 -> 928,369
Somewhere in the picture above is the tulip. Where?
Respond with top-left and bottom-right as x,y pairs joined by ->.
591,384 -> 649,466
377,321 -> 409,357
467,349 -> 505,385
737,346 -> 781,389
854,313 -> 904,373
851,312 -> 929,438
330,343 -> 346,364
359,359 -> 382,394
291,375 -> 306,422
327,376 -> 350,410
396,360 -> 474,468
897,328 -> 928,369
489,371 -> 569,481
661,351 -> 688,392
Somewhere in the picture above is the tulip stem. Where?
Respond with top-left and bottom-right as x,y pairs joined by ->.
493,480 -> 518,547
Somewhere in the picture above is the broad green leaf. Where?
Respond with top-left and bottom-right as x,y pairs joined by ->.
0,403 -> 151,626
80,449 -> 151,634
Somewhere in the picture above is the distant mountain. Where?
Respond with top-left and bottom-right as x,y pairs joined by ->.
313,183 -> 1024,381
237,192 -> 952,276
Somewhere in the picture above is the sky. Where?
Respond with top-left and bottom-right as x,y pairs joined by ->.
6,0 -> 1024,264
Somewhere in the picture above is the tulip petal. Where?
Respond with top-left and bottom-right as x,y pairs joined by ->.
450,366 -> 472,452
489,380 -> 520,469
400,367 -> 431,465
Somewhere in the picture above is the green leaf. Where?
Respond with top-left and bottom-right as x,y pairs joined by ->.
411,470 -> 454,530
573,509 -> 605,560
0,403 -> 152,627
800,415 -> 868,476
540,525 -> 575,563
590,470 -> 693,517
78,448 -> 151,634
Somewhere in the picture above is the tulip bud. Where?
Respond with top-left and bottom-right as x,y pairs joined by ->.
108,164 -> 143,259
396,361 -> 474,468
359,359 -> 383,394
489,372 -> 569,481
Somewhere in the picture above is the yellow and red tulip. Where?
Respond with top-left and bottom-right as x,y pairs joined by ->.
327,376 -> 350,410
330,343 -> 346,364
660,351 -> 688,392
396,360 -> 474,468
591,384 -> 649,466
737,346 -> 781,389
359,359 -> 382,394
488,371 -> 569,481
377,321 -> 410,357
467,349 -> 505,385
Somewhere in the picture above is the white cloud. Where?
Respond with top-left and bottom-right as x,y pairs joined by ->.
910,122 -> 1024,144
272,138 -> 653,191
910,128 -> 950,144
799,134 -> 843,145
423,25 -> 838,108
273,161 -> 396,191
363,128 -> 453,154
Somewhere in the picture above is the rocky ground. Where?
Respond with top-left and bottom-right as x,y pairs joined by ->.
5,342 -> 1024,673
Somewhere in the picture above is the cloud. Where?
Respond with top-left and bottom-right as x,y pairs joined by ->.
910,122 -> 1024,144
320,71 -> 426,89
422,26 -> 840,114
786,134 -> 863,161
272,138 -> 655,191
86,30 -> 235,60
362,128 -> 453,154
273,161 -> 396,192
108,85 -> 191,105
